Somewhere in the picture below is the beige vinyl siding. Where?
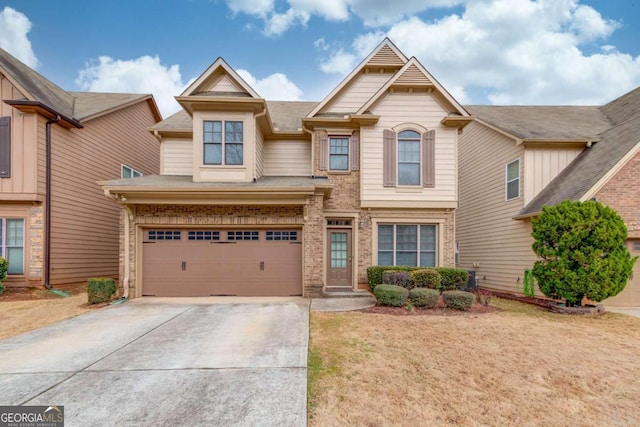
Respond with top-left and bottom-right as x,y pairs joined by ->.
326,71 -> 394,113
211,74 -> 243,93
48,101 -> 159,285
263,139 -> 311,176
0,75 -> 40,197
523,146 -> 582,204
161,138 -> 192,175
255,127 -> 265,178
457,121 -> 538,294
361,91 -> 457,204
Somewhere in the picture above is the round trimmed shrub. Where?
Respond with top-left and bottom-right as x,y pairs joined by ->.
442,290 -> 474,311
409,288 -> 439,308
409,269 -> 441,289
87,277 -> 117,304
437,268 -> 469,291
382,270 -> 411,289
374,284 -> 409,307
0,256 -> 8,295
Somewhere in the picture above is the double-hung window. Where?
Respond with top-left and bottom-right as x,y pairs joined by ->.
203,120 -> 243,165
397,130 -> 421,185
0,218 -> 24,274
329,137 -> 349,171
377,224 -> 437,267
506,159 -> 520,200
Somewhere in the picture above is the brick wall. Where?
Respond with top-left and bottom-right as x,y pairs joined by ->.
596,151 -> 640,238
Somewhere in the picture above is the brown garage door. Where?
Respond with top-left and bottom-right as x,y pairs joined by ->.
142,229 -> 302,297
605,240 -> 640,307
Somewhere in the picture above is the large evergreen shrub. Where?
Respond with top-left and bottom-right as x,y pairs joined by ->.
531,200 -> 637,306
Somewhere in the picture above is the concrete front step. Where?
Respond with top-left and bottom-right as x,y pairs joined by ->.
322,287 -> 374,298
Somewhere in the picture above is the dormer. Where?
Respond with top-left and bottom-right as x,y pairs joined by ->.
176,58 -> 266,182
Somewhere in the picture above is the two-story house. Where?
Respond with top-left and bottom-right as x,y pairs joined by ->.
100,39 -> 472,298
458,88 -> 640,307
0,48 -> 161,289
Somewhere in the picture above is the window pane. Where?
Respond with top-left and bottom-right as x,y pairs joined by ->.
396,225 -> 417,251
330,155 -> 348,170
225,143 -> 243,165
420,225 -> 436,251
398,130 -> 420,139
121,166 -> 132,178
133,171 -> 142,178
330,138 -> 349,154
378,225 -> 393,251
398,163 -> 420,185
420,252 -> 436,267
378,251 -> 393,266
331,232 -> 348,268
507,160 -> 519,181
507,179 -> 519,199
225,121 -> 243,142
7,219 -> 23,246
204,143 -> 222,164
6,219 -> 24,275
6,247 -> 23,274
204,121 -> 222,143
398,140 -> 420,162
397,251 -> 417,266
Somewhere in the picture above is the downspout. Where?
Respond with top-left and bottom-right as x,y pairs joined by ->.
44,115 -> 60,289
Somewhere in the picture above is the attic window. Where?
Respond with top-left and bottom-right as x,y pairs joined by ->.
122,164 -> 142,178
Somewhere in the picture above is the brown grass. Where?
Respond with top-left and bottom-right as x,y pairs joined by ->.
309,298 -> 640,426
0,287 -> 100,340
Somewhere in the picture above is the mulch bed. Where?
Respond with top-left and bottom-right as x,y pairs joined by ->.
1,282 -> 87,302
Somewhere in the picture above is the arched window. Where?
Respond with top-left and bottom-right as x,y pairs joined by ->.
383,127 -> 435,188
397,130 -> 421,185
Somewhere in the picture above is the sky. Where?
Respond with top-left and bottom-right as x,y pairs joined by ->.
0,0 -> 639,118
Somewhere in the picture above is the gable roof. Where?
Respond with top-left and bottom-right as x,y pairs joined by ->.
307,38 -> 408,117
0,48 -> 161,125
465,105 -> 612,141
180,57 -> 260,98
358,57 -> 469,117
601,86 -> 640,126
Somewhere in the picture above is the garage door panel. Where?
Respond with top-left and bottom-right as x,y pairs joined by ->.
142,229 -> 302,297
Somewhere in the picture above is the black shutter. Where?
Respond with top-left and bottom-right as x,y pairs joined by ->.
0,116 -> 10,178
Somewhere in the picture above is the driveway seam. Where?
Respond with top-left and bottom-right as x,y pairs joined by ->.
19,304 -> 196,405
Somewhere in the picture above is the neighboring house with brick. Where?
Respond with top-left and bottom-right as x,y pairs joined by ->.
457,87 -> 640,307
100,39 -> 472,298
0,48 -> 161,289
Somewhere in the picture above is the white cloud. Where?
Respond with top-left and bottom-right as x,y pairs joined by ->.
0,7 -> 38,68
76,55 -> 186,117
319,49 -> 357,75
322,0 -> 640,105
237,69 -> 303,100
263,8 -> 309,37
226,0 -> 274,17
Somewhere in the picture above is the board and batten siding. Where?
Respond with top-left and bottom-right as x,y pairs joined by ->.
161,138 -> 192,175
523,146 -> 582,204
263,139 -> 311,176
361,91 -> 457,204
48,101 -> 160,285
457,121 -> 538,294
0,75 -> 40,198
326,71 -> 394,113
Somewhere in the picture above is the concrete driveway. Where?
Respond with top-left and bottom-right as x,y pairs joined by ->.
0,297 -> 310,426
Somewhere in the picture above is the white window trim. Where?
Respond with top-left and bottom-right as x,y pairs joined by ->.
374,222 -> 439,267
372,217 -> 445,267
203,120 -> 244,166
121,164 -> 143,178
396,129 -> 422,187
505,158 -> 521,201
328,135 -> 350,172
0,217 -> 25,275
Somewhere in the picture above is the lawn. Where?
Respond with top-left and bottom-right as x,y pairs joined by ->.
308,298 -> 640,426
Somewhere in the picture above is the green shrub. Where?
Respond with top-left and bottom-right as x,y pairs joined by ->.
0,256 -> 8,295
438,268 -> 469,291
382,270 -> 411,289
367,266 -> 415,291
442,290 -> 474,311
532,200 -> 638,306
409,288 -> 439,308
374,284 -> 409,307
409,269 -> 441,289
87,277 -> 117,304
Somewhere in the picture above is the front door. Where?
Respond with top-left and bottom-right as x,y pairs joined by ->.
327,229 -> 352,287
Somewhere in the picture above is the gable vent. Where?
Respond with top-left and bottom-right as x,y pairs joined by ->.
395,64 -> 432,86
368,45 -> 406,67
